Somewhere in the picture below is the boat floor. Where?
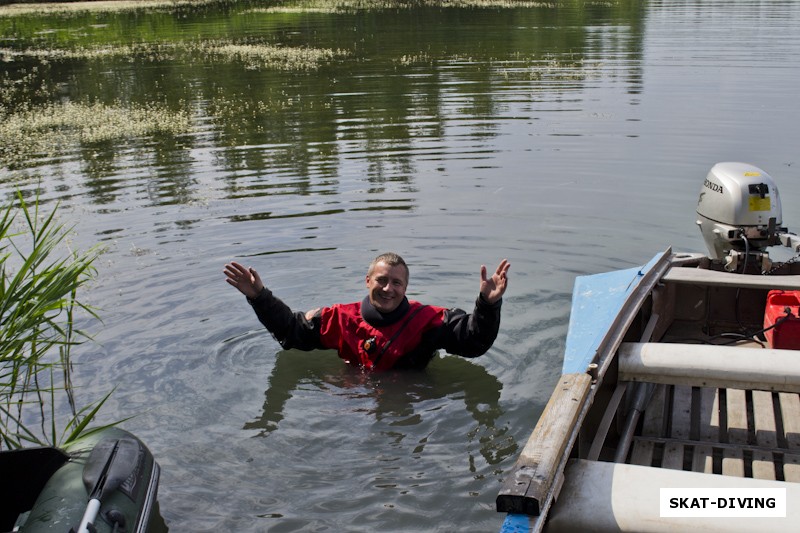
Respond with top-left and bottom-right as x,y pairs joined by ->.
621,320 -> 800,481
627,382 -> 800,482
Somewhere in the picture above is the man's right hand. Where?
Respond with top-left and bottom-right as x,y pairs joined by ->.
224,261 -> 265,299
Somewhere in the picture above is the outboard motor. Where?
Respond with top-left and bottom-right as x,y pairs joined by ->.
696,162 -> 800,272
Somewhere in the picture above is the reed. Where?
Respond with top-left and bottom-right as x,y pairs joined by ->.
0,192 -> 108,450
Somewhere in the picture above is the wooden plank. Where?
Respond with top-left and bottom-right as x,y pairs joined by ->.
751,390 -> 777,480
723,388 -> 747,477
784,454 -> 800,482
546,459 -> 800,533
496,373 -> 592,515
692,444 -> 714,473
663,266 -> 800,290
619,342 -> 800,393
779,392 -> 800,448
629,384 -> 667,467
779,392 -> 800,481
663,385 -> 690,470
629,439 -> 655,467
692,387 -> 719,473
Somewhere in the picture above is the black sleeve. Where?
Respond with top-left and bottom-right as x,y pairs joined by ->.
247,288 -> 325,351
437,295 -> 502,358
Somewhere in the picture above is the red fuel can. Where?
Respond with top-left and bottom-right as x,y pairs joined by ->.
764,290 -> 800,350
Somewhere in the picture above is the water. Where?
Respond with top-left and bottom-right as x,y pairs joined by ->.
1,0 -> 799,530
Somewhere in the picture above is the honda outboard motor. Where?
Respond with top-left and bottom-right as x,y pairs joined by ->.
696,162 -> 800,272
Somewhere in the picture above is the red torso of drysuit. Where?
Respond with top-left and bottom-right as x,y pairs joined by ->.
318,300 -> 446,371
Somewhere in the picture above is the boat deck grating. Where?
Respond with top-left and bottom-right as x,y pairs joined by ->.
628,383 -> 800,482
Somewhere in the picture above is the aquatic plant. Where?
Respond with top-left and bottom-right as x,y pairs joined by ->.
507,56 -> 600,81
254,0 -> 558,13
396,53 -> 432,66
194,40 -> 348,71
0,101 -> 191,170
0,0 -> 225,18
0,39 -> 347,70
0,192 -> 108,450
0,0 -> 563,17
0,45 -> 145,62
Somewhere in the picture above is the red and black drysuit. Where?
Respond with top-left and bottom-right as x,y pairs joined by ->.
247,288 -> 502,371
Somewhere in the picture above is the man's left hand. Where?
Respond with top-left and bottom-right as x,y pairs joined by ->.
480,259 -> 510,304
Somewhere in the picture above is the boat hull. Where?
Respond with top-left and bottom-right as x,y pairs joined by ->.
6,427 -> 162,533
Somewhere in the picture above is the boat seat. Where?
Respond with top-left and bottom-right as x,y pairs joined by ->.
663,267 -> 800,290
619,342 -> 800,393
545,459 -> 800,533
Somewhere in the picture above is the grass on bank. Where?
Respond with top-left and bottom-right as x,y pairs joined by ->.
0,192 -> 109,450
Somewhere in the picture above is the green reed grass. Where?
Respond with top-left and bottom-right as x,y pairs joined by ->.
0,192 -> 110,450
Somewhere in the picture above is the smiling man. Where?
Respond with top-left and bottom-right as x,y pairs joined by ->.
224,252 -> 509,371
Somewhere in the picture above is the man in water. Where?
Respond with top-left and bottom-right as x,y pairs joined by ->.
224,252 -> 509,371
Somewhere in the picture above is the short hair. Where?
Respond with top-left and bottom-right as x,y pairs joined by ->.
368,252 -> 409,283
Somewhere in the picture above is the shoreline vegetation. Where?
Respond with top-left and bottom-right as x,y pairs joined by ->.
0,0 -> 605,17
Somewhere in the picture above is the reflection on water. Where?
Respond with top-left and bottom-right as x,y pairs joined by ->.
0,3 -> 646,213
1,0 -> 800,531
246,349 -> 517,465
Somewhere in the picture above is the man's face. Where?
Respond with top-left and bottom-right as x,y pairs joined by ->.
366,261 -> 408,314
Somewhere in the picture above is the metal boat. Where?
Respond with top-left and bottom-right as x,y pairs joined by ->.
498,162 -> 800,532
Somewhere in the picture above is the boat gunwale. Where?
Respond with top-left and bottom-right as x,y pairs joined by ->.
497,249 -> 675,529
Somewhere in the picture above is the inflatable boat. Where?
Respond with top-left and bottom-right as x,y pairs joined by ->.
1,427 -> 162,533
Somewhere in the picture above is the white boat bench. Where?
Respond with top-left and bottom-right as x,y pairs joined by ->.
619,342 -> 800,394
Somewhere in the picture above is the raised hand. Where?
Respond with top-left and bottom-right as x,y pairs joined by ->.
224,261 -> 265,299
479,259 -> 510,304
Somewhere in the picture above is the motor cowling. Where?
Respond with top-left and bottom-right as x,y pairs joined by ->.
696,162 -> 782,262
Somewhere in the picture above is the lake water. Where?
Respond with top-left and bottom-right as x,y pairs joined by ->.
2,0 -> 800,531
